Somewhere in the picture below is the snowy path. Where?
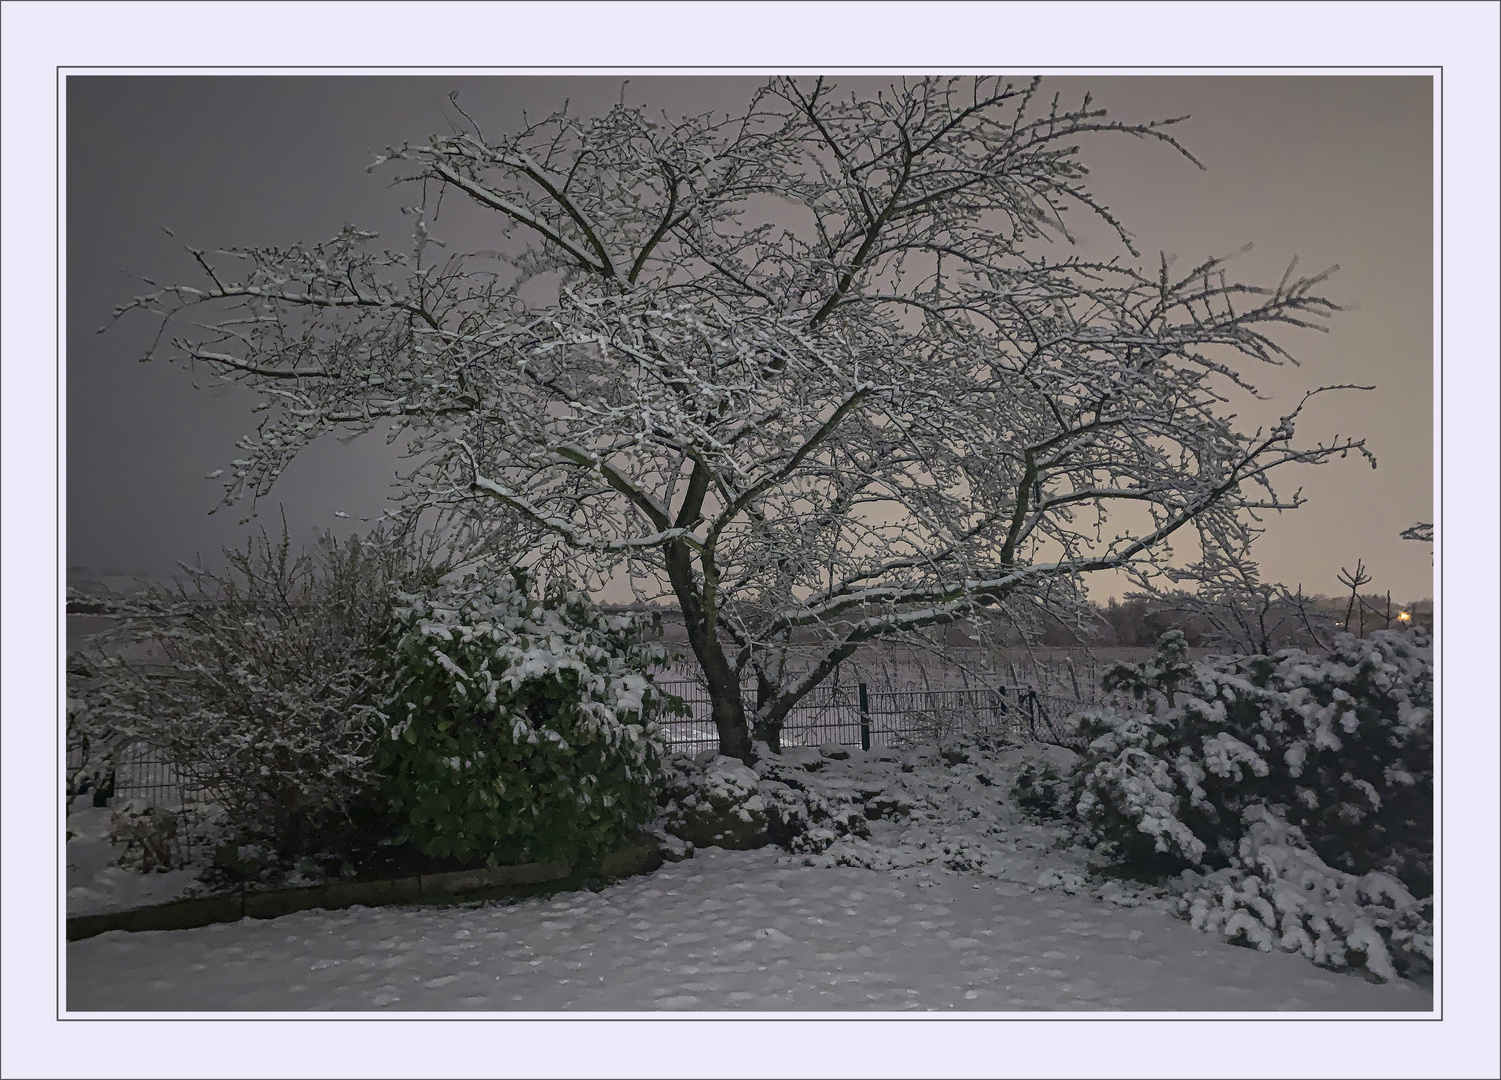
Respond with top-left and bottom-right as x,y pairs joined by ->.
67,848 -> 1429,1012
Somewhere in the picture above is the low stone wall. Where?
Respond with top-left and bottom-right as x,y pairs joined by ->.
67,837 -> 664,941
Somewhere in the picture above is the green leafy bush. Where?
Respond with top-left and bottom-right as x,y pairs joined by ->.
375,573 -> 671,866
1069,629 -> 1433,896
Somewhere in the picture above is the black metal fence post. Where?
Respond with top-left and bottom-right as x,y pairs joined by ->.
858,683 -> 871,751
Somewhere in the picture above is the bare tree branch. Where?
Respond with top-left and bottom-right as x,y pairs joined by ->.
119,77 -> 1374,759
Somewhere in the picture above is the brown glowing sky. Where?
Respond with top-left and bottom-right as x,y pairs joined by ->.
66,74 -> 1434,603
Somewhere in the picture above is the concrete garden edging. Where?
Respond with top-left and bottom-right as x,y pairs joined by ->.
67,837 -> 664,941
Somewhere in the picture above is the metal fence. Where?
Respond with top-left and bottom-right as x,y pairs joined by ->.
65,679 -> 1090,861
652,680 -> 1080,754
67,743 -> 207,864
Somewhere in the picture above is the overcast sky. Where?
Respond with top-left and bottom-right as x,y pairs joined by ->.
66,74 -> 1434,602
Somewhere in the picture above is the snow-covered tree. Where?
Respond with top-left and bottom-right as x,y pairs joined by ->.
118,77 -> 1371,759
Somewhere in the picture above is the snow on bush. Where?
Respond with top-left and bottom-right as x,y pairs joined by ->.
1069,629 -> 1432,888
657,754 -> 770,850
68,525 -> 437,858
1061,628 -> 1433,981
375,572 -> 671,866
1268,631 -> 1434,894
1069,705 -> 1215,871
1177,806 -> 1432,984
662,735 -> 1107,898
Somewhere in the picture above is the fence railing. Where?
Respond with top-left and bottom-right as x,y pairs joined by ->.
67,744 -> 207,864
652,680 -> 1083,754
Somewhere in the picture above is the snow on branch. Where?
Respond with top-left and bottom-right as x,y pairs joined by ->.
119,76 -> 1376,756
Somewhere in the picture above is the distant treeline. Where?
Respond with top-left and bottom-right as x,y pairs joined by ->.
70,585 -> 1433,655
600,591 -> 1434,654
1091,591 -> 1432,650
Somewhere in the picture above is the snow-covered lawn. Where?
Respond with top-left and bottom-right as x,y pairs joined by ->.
68,845 -> 1429,1012
65,737 -> 1436,1013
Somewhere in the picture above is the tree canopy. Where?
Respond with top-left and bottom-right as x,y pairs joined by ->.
120,76 -> 1371,758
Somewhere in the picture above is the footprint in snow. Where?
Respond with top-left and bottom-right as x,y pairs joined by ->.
753,927 -> 794,943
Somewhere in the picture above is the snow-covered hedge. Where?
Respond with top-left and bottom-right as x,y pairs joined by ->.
1069,628 -> 1432,897
68,527 -> 436,857
1176,806 -> 1432,984
375,573 -> 671,866
1057,628 -> 1433,981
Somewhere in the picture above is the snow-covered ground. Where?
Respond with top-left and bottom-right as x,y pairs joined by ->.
67,798 -> 203,917
69,736 -> 1433,1014
67,845 -> 1428,1012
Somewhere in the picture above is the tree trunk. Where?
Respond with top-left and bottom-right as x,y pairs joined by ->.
677,611 -> 750,760
703,661 -> 751,761
751,672 -> 782,753
751,641 -> 859,754
663,538 -> 751,761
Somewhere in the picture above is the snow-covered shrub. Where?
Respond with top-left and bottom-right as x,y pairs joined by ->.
1008,743 -> 1084,825
1102,627 -> 1197,706
1070,705 -> 1219,872
1178,806 -> 1432,984
746,740 -> 1103,889
746,746 -> 885,851
108,799 -> 180,873
375,572 -> 670,866
1069,629 -> 1433,895
68,525 -> 439,857
1270,631 -> 1434,894
657,754 -> 770,850
1012,759 -> 1075,822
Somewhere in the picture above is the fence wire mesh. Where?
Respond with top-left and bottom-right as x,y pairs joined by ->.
651,680 -> 1078,754
67,744 -> 207,864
